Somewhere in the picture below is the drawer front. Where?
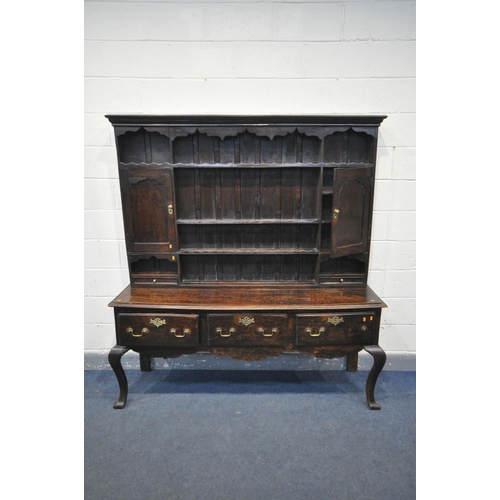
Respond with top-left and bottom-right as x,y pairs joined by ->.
117,313 -> 199,347
296,312 -> 376,346
207,314 -> 287,347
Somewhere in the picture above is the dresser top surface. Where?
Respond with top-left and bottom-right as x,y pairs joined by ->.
109,285 -> 387,311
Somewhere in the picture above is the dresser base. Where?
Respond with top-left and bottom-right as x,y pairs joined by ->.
108,285 -> 387,410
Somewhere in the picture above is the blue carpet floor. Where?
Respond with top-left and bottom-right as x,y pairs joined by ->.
85,369 -> 415,500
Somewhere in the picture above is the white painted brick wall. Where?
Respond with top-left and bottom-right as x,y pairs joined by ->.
84,0 -> 416,364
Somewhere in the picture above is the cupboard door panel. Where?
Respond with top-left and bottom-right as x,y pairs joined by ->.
121,167 -> 177,252
331,166 -> 372,258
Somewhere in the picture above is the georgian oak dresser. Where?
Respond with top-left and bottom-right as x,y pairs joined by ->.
105,114 -> 387,409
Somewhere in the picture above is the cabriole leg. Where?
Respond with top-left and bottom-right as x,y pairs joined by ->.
364,345 -> 386,410
108,345 -> 130,409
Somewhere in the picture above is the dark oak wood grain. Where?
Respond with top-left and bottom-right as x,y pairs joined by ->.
109,285 -> 387,310
105,114 -> 388,409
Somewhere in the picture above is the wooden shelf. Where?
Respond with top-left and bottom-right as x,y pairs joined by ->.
178,248 -> 319,255
176,218 -> 320,225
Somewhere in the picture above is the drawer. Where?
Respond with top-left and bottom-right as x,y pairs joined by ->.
207,314 -> 287,347
296,312 -> 376,346
117,313 -> 199,347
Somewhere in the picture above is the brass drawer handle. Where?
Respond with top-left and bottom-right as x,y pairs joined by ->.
127,327 -> 149,338
307,327 -> 325,337
170,327 -> 189,338
217,327 -> 234,338
168,204 -> 174,215
260,327 -> 277,337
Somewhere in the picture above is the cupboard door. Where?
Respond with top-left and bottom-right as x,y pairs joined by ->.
331,166 -> 372,258
121,167 -> 177,252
